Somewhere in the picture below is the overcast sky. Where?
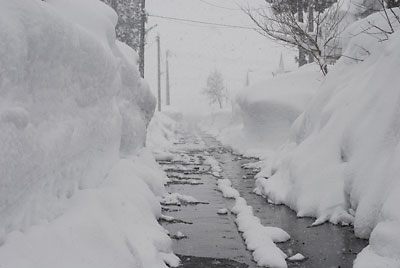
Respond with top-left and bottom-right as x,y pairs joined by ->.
145,0 -> 296,115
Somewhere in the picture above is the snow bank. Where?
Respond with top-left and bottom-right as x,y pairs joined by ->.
256,10 -> 400,267
0,0 -> 177,267
201,65 -> 321,158
146,110 -> 183,161
147,111 -> 182,150
0,152 -> 178,268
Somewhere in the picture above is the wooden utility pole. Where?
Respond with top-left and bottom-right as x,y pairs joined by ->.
156,35 -> 161,112
165,50 -> 171,106
297,0 -> 307,67
307,2 -> 315,63
139,0 -> 146,78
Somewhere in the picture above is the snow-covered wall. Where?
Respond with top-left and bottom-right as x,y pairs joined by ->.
256,10 -> 400,267
0,0 -> 156,248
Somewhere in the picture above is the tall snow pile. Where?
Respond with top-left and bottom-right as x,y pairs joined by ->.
201,65 -> 321,158
255,10 -> 400,268
0,0 -> 177,267
147,110 -> 183,150
146,109 -> 183,161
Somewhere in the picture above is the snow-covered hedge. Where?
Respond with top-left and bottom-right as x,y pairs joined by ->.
0,0 -> 178,267
256,10 -> 400,267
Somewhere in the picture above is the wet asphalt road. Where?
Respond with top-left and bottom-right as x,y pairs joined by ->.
159,133 -> 368,268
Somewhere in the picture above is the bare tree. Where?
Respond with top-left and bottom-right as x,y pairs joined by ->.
244,1 -> 348,75
203,70 -> 227,109
386,0 -> 400,8
352,0 -> 400,42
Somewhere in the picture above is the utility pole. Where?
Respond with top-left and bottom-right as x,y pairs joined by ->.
307,2 -> 315,63
156,35 -> 161,112
165,50 -> 171,106
245,69 -> 253,87
297,0 -> 307,67
139,0 -> 146,78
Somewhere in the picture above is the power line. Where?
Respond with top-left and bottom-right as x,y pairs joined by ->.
198,0 -> 241,11
148,14 -> 258,31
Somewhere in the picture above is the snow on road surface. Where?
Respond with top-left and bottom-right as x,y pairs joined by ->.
214,164 -> 291,267
232,197 -> 290,268
160,192 -> 202,206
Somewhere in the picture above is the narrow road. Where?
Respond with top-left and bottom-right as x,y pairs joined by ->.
158,131 -> 368,268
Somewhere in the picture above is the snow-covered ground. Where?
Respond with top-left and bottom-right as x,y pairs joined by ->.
202,8 -> 400,268
0,0 -> 178,267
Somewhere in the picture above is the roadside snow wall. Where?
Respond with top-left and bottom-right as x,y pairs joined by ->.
256,10 -> 400,267
0,0 -> 178,267
146,110 -> 183,161
201,66 -> 321,158
147,110 -> 183,150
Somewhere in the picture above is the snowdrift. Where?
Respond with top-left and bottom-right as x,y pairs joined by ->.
147,110 -> 183,150
201,66 -> 321,158
256,11 -> 400,267
146,109 -> 184,161
0,0 -> 177,267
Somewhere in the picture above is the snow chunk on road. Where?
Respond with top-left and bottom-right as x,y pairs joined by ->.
217,208 -> 229,215
288,253 -> 306,261
175,231 -> 186,239
160,193 -> 200,205
204,155 -> 223,177
217,179 -> 240,199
